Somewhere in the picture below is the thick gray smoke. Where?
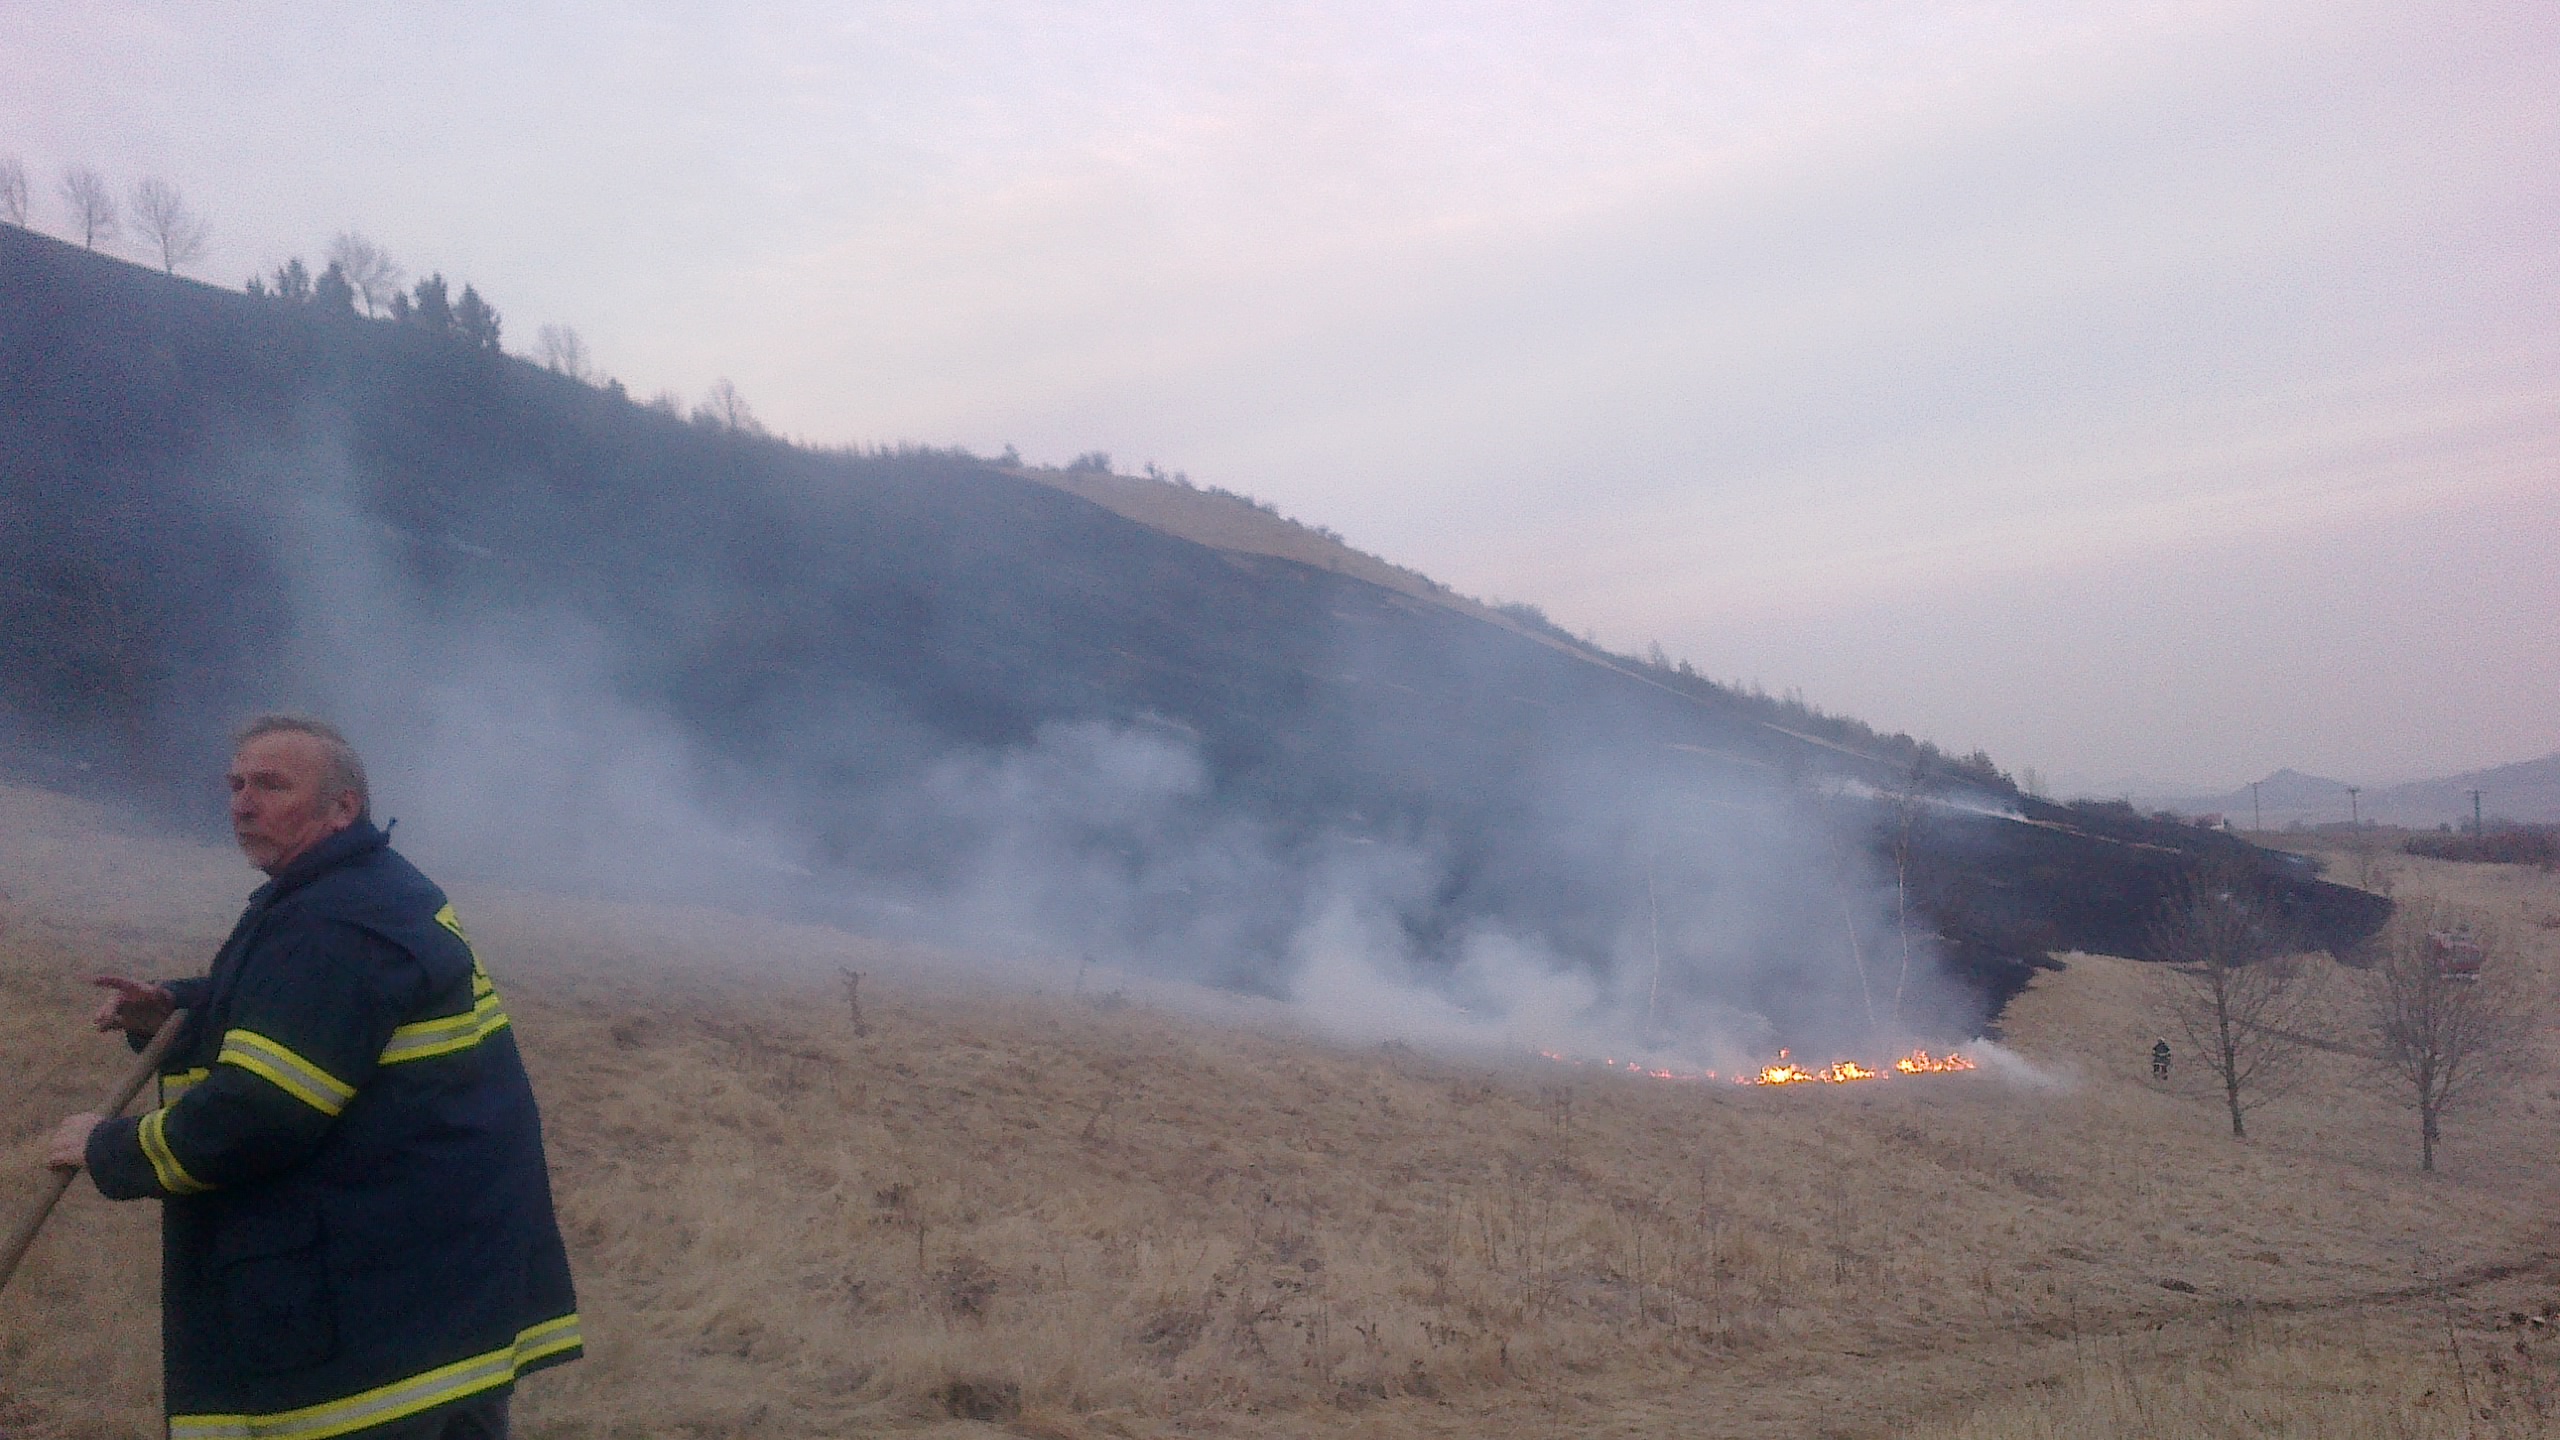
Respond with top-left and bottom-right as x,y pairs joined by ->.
232,440 -> 1960,1073
248,453 -> 809,910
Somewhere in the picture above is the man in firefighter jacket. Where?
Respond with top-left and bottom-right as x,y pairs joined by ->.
45,717 -> 580,1439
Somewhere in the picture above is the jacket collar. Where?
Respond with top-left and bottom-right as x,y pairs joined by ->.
254,819 -> 390,905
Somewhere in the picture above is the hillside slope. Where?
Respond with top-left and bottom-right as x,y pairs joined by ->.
0,782 -> 2551,1438
1019,466 -> 1485,622
0,223 -> 2384,1049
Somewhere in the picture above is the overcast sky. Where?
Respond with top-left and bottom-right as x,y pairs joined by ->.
6,1 -> 2554,793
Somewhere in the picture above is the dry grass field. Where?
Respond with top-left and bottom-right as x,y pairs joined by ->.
1014,467 -> 1620,667
1016,467 -> 1472,614
6,782 -> 2560,1438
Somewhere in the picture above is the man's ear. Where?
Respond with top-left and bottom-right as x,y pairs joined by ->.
329,788 -> 364,828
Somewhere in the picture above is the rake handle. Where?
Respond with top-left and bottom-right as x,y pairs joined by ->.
0,1014 -> 189,1297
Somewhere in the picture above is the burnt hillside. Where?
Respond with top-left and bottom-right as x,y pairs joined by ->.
0,224 -> 2386,1039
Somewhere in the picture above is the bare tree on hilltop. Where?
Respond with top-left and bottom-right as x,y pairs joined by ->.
2367,906 -> 2539,1172
1,157 -> 27,226
326,232 -> 404,317
693,378 -> 766,436
535,324 -> 592,380
2154,859 -> 2323,1138
59,166 -> 118,249
129,177 -> 210,274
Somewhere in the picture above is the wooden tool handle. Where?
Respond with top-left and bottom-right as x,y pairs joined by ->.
0,1014 -> 189,1297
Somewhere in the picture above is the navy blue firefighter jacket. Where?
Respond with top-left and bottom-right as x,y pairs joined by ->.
85,820 -> 581,1438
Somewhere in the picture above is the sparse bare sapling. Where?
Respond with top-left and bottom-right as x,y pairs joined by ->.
1886,755 -> 1934,1025
1,157 -> 27,226
693,378 -> 766,435
535,324 -> 592,380
2347,823 -> 2393,895
1803,777 -> 1878,1030
2368,907 -> 2538,1172
326,232 -> 404,316
59,166 -> 118,249
2154,861 -> 2322,1138
128,177 -> 209,274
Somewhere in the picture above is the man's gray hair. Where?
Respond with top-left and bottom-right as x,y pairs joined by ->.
234,715 -> 370,815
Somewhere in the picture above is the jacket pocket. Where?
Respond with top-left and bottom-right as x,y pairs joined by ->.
213,1202 -> 337,1374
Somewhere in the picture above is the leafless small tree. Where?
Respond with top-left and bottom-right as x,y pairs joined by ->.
1885,755 -> 1936,1026
534,324 -> 592,380
326,232 -> 404,316
2344,824 -> 2394,895
1791,768 -> 1879,1033
692,378 -> 766,436
1,157 -> 27,226
2368,907 -> 2539,1172
2154,860 -> 2323,1139
59,166 -> 118,249
129,177 -> 210,273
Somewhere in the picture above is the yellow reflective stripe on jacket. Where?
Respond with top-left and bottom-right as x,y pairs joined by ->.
378,987 -> 512,1066
137,1108 -> 211,1195
160,1066 -> 211,1105
167,1313 -> 582,1440
383,903 -> 511,1063
512,1312 -> 582,1367
217,1029 -> 357,1117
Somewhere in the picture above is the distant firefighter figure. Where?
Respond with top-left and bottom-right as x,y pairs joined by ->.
2151,1038 -> 2172,1081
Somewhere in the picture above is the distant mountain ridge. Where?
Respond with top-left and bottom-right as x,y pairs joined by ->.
2146,753 -> 2560,829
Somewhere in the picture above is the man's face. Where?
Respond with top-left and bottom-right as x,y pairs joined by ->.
227,732 -> 360,875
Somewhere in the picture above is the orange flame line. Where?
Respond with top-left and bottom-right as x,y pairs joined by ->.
1538,1046 -> 1975,1087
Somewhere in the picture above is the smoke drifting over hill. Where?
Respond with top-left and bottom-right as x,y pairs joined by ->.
6,227 -> 2389,1070
240,429 -> 1936,1073
259,459 -> 810,909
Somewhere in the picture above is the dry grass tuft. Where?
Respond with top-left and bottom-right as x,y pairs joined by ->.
3,786 -> 2558,1437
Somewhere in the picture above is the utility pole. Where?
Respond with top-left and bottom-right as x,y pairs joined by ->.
2347,786 -> 2361,827
2250,781 -> 2262,832
2471,789 -> 2485,837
